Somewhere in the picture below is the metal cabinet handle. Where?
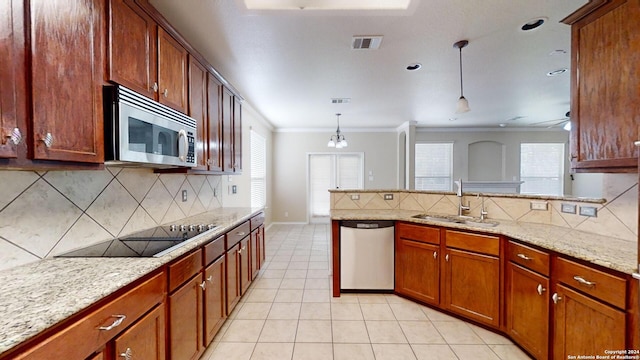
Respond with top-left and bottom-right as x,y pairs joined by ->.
4,128 -> 22,145
207,275 -> 213,283
238,248 -> 242,254
516,253 -> 531,261
163,89 -> 169,97
236,232 -> 246,236
573,276 -> 596,288
120,348 -> 132,360
200,281 -> 206,290
552,293 -> 562,304
242,246 -> 247,251
99,314 -> 126,331
536,284 -> 546,296
445,254 -> 449,262
40,133 -> 53,148
152,82 -> 158,92
433,251 -> 437,259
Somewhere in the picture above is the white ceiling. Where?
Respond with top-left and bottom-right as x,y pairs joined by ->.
149,0 -> 587,131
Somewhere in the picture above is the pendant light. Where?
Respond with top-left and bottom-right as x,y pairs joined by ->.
454,40 -> 470,113
327,113 -> 347,148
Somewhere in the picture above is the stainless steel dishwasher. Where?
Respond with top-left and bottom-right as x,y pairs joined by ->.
340,220 -> 395,291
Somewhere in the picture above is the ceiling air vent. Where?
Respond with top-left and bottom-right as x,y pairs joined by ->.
352,36 -> 383,50
331,98 -> 351,104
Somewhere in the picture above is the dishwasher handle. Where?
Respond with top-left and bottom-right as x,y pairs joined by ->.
340,220 -> 395,229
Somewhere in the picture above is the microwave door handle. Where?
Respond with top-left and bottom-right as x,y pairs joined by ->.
178,129 -> 188,162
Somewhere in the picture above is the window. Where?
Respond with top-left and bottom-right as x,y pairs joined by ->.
520,143 -> 564,196
308,153 -> 363,220
415,142 -> 453,191
250,130 -> 266,208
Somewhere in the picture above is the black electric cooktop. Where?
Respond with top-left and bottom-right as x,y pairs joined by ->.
56,223 -> 216,258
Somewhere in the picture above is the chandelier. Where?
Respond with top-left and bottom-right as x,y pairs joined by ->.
327,113 -> 348,148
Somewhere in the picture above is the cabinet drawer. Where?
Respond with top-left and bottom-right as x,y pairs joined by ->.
507,241 -> 550,276
15,272 -> 166,360
169,249 -> 203,292
226,221 -> 250,249
204,235 -> 225,265
396,222 -> 440,245
251,212 -> 265,230
445,230 -> 499,256
555,257 -> 626,309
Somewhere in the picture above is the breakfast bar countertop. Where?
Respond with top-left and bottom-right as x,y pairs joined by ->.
331,209 -> 638,275
0,207 -> 263,356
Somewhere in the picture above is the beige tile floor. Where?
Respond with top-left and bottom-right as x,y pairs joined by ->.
201,224 -> 533,360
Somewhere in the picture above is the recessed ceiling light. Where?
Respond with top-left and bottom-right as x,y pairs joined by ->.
406,63 -> 422,71
547,68 -> 568,77
331,98 -> 351,104
549,49 -> 567,56
521,17 -> 547,31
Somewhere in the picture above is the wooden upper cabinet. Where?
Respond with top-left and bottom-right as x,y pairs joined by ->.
108,0 -> 188,113
233,98 -> 243,173
189,57 -> 208,171
157,27 -> 188,113
30,0 -> 105,163
108,0 -> 157,99
0,0 -> 21,159
563,0 -> 640,172
207,74 -> 223,172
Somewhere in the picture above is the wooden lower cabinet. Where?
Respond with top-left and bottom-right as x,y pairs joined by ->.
169,275 -> 204,360
204,256 -> 227,345
443,248 -> 500,327
88,351 -> 105,360
226,242 -> 241,314
506,263 -> 549,360
114,303 -> 166,360
395,238 -> 440,305
240,237 -> 251,294
552,284 -> 626,359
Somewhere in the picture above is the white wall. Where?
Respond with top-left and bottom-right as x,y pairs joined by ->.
271,131 -> 398,223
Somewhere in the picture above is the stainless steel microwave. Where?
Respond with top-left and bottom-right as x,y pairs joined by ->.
104,85 -> 197,168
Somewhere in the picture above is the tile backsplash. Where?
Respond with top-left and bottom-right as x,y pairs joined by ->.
332,174 -> 638,244
0,168 -> 223,271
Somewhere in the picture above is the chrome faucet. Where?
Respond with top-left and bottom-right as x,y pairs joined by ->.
479,194 -> 488,220
454,179 -> 470,216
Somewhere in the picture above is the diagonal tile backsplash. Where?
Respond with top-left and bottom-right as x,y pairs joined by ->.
0,168 -> 224,271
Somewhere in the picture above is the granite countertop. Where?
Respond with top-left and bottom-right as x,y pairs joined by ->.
0,207 -> 263,356
331,209 -> 638,275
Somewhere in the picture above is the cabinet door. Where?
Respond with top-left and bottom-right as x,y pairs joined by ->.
240,237 -> 251,294
0,0 -> 21,158
250,229 -> 259,280
553,284 -> 625,359
568,0 -> 640,171
30,0 -> 104,163
204,256 -> 226,346
506,263 -> 549,360
444,248 -> 500,327
114,303 -> 166,360
189,57 -> 208,171
206,74 -> 222,172
169,275 -> 204,360
232,97 -> 242,173
108,0 -> 157,99
226,243 -> 241,314
395,239 -> 440,306
157,27 -> 188,113
221,87 -> 234,172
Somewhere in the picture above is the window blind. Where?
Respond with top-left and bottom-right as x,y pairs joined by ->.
415,143 -> 453,191
250,130 -> 266,208
520,143 -> 564,196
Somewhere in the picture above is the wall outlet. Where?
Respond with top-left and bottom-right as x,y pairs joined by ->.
231,185 -> 237,194
579,206 -> 598,217
530,201 -> 548,211
561,203 -> 577,214
181,190 -> 187,202
384,194 -> 394,200
351,194 -> 360,200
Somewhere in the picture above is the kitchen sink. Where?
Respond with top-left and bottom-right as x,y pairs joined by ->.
412,214 -> 499,228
